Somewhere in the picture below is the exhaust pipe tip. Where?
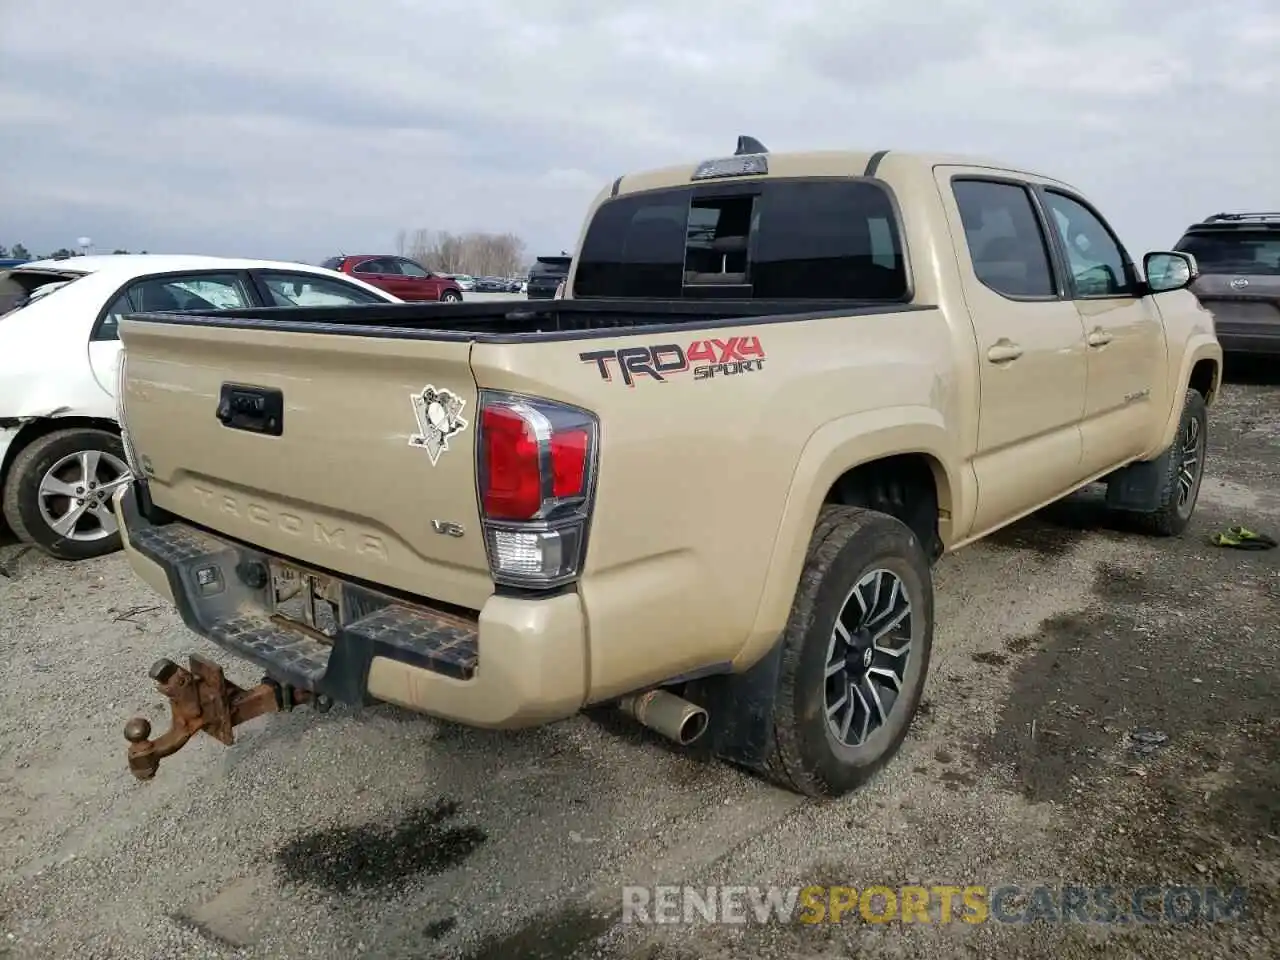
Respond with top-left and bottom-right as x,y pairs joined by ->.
620,689 -> 709,746
675,706 -> 709,746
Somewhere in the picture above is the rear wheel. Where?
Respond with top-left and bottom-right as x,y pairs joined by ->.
440,290 -> 462,303
1,428 -> 132,561
761,506 -> 934,798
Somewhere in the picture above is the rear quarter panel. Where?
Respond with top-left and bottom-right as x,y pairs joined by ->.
471,307 -> 964,702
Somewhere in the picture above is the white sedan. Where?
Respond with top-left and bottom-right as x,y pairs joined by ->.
0,254 -> 401,561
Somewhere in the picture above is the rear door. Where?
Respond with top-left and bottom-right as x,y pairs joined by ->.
349,257 -> 401,297
117,315 -> 492,609
939,172 -> 1089,534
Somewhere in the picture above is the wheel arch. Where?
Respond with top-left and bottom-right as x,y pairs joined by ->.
1,415 -> 121,489
1152,336 -> 1221,456
738,409 -> 960,674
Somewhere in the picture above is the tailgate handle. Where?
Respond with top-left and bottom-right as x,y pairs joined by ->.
216,383 -> 284,436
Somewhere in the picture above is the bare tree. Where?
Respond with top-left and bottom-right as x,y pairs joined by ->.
396,229 -> 528,277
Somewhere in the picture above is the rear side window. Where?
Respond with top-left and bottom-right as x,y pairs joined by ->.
95,272 -> 254,341
320,257 -> 344,270
952,180 -> 1056,299
572,179 -> 908,300
1175,229 -> 1280,276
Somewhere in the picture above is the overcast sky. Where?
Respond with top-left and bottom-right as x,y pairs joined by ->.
2,0 -> 1276,264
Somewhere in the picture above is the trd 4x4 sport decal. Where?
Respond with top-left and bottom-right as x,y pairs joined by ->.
579,336 -> 765,387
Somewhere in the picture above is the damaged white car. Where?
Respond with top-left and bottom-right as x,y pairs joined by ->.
0,255 -> 400,560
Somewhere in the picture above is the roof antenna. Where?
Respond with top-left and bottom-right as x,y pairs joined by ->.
735,135 -> 767,156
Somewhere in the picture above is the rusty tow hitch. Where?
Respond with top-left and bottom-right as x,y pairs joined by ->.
123,654 -> 321,780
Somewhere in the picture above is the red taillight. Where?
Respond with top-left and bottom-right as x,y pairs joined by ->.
550,428 -> 588,498
481,406 -> 541,520
477,393 -> 598,588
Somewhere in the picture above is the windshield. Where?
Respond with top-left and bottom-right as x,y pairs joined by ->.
1175,229 -> 1280,276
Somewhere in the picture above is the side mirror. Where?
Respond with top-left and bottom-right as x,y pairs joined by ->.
1144,251 -> 1198,293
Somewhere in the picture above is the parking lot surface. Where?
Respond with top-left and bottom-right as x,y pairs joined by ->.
1,365 -> 1275,960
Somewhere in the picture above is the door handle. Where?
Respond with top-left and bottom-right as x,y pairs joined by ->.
1087,328 -> 1113,347
986,341 -> 1023,364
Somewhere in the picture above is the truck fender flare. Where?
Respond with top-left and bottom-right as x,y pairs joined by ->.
739,407 -> 958,671
1152,335 -> 1222,456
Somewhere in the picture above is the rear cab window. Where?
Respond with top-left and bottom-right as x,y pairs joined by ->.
572,179 -> 908,300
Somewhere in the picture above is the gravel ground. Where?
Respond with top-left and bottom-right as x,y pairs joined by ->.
0,363 -> 1275,960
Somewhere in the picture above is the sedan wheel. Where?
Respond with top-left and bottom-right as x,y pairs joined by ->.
37,449 -> 131,542
2,427 -> 133,560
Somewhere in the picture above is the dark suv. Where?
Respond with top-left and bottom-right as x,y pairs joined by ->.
1174,212 -> 1280,357
527,255 -> 571,299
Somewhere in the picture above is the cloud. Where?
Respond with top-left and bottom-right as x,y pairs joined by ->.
1,0 -> 1276,261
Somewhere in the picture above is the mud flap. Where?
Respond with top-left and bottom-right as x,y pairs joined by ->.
1104,444 -> 1175,513
686,639 -> 786,772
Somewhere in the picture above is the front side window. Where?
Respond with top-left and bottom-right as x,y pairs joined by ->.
952,179 -> 1056,299
259,272 -> 386,306
1042,191 -> 1133,297
572,179 -> 908,300
397,259 -> 430,278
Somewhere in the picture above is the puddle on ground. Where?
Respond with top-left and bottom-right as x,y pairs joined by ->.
273,797 -> 486,894
456,904 -> 619,960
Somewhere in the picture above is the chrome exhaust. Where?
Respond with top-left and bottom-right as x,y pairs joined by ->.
619,689 -> 709,746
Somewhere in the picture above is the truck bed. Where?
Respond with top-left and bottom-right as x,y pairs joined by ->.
151,297 -> 931,342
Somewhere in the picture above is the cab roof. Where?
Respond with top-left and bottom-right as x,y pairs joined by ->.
611,147 -> 1060,197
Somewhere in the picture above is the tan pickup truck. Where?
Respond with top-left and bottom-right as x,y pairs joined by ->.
112,139 -> 1221,798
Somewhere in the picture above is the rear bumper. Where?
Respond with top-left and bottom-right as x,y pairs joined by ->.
1215,321 -> 1280,356
112,483 -> 589,729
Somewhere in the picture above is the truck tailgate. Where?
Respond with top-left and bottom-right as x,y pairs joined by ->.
118,319 -> 493,610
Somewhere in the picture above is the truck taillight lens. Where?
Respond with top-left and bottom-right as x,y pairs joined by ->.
477,392 -> 598,589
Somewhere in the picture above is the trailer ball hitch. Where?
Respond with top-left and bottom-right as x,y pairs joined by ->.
123,654 -> 310,780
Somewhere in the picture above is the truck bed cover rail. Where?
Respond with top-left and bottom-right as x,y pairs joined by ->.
124,298 -> 936,343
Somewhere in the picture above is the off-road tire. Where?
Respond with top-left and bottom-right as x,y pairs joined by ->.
2,428 -> 128,561
1129,389 -> 1207,538
761,505 -> 934,798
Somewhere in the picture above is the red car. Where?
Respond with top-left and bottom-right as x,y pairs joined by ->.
321,255 -> 463,302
